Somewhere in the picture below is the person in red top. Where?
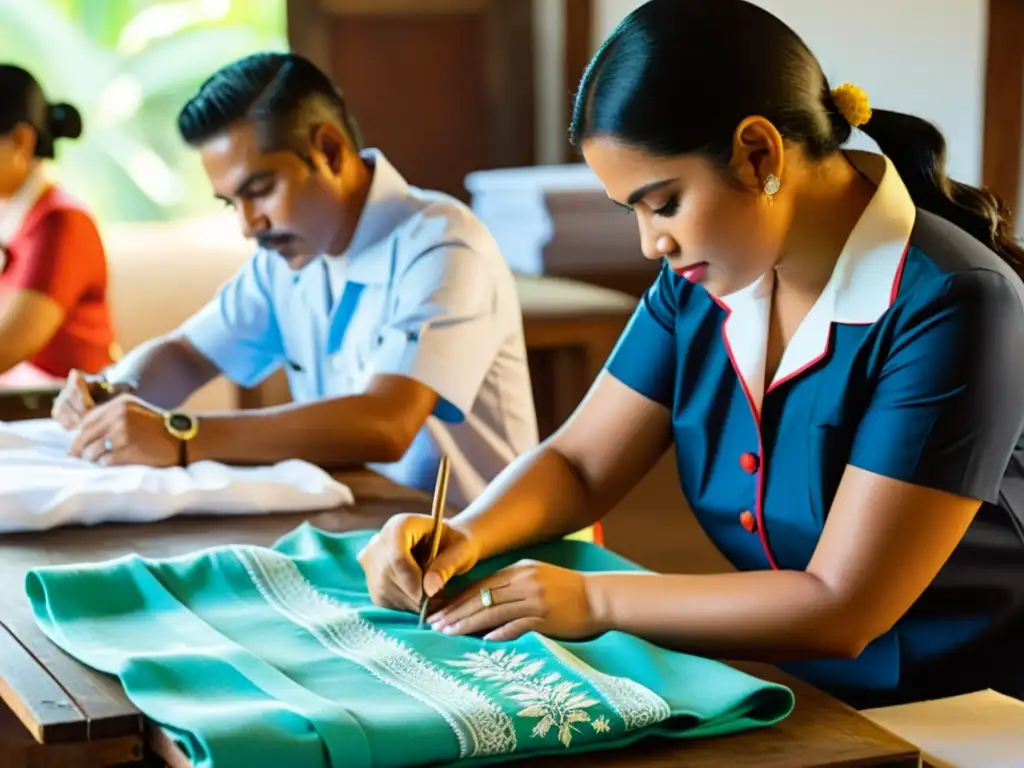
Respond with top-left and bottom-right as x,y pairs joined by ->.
0,65 -> 116,387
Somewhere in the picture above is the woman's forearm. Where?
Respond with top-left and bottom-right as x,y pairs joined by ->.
586,569 -> 871,662
452,444 -> 608,560
448,374 -> 674,562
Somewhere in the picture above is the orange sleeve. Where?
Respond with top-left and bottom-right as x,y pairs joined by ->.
5,209 -> 104,310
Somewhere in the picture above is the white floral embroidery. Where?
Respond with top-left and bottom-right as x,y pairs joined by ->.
447,649 -> 603,748
535,635 -> 671,730
233,546 -> 517,759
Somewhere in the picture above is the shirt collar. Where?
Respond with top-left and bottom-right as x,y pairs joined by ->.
717,150 -> 915,409
326,148 -> 412,286
719,150 -> 915,323
0,166 -> 51,245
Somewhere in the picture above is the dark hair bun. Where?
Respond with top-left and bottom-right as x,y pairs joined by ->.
48,102 -> 82,140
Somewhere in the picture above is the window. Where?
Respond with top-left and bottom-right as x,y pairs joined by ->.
1,0 -> 287,223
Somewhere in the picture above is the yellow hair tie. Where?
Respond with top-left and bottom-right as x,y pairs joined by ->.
831,82 -> 872,128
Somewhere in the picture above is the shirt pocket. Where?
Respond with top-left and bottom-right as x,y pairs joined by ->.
323,308 -> 384,397
280,323 -> 319,403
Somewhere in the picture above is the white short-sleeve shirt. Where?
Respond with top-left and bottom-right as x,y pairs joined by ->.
181,150 -> 538,507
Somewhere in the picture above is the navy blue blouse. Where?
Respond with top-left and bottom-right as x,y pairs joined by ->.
605,152 -> 1024,707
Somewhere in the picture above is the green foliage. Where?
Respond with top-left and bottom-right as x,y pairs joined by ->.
0,0 -> 287,223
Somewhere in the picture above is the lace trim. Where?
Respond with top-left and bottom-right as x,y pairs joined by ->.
234,546 -> 517,758
535,635 -> 672,730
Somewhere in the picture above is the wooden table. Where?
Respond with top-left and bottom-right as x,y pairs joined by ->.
0,471 -> 920,767
0,386 -> 60,422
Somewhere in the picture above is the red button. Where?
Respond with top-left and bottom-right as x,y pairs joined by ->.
739,510 -> 758,533
739,452 -> 759,473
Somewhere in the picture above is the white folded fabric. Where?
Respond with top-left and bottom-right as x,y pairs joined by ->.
0,419 -> 353,533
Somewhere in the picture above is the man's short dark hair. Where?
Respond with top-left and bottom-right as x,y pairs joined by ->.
177,52 -> 363,154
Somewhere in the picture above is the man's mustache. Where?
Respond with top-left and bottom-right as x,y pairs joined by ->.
256,232 -> 296,250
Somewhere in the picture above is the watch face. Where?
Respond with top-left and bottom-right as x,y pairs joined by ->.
169,413 -> 194,432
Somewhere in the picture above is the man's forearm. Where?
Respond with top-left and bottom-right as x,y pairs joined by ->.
104,336 -> 217,409
186,394 -> 411,467
586,569 -> 873,663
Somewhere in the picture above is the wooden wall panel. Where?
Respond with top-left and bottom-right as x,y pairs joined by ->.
563,0 -> 593,161
982,0 -> 1024,221
327,13 -> 489,199
289,0 -> 535,201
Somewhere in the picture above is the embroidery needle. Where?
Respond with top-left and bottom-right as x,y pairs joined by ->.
417,454 -> 450,629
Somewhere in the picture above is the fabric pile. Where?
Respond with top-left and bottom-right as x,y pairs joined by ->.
27,524 -> 794,767
0,419 -> 352,532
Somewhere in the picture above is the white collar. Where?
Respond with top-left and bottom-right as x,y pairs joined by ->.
297,149 -> 410,319
718,151 -> 916,411
0,167 -> 51,245
325,148 -> 412,288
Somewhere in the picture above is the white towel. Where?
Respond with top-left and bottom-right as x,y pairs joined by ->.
0,419 -> 354,533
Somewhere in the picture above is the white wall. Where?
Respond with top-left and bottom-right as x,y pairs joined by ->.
590,0 -> 987,185
533,0 -> 566,165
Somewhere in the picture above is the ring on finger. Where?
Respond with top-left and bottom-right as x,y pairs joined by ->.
480,583 -> 511,609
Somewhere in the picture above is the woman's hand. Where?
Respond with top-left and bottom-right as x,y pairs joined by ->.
427,560 -> 603,642
358,513 -> 483,612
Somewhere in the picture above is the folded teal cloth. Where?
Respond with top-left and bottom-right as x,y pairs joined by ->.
26,524 -> 794,767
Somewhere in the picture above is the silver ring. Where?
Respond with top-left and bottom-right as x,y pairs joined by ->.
103,438 -> 114,453
480,587 -> 493,608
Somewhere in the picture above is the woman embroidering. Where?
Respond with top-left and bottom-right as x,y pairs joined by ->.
358,0 -> 1024,708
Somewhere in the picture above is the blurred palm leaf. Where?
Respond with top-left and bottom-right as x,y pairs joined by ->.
0,0 -> 286,223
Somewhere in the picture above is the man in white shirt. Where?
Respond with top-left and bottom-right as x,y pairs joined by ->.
51,52 -> 537,508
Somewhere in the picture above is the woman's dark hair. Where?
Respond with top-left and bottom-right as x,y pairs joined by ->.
569,0 -> 1024,277
0,65 -> 82,159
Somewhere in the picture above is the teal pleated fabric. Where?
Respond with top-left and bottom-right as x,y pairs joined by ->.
26,524 -> 794,767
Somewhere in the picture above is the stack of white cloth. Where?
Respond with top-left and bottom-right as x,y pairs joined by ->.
0,419 -> 353,533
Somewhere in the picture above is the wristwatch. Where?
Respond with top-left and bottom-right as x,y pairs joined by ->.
163,412 -> 199,467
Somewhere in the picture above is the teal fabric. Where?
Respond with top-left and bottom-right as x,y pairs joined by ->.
26,525 -> 794,767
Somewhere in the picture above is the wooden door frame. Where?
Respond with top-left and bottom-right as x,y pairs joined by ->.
982,0 -> 1024,221
287,0 -> 535,169
563,0 -> 593,161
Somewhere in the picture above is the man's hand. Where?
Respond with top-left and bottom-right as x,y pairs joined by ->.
68,394 -> 179,467
52,369 -> 134,431
51,370 -> 96,430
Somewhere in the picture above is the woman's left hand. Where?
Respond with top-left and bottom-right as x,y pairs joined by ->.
426,560 -> 603,642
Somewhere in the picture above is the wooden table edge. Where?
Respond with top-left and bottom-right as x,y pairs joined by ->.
148,665 -> 925,768
148,721 -> 923,768
0,621 -> 88,744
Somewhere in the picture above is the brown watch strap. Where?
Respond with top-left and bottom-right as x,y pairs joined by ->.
178,438 -> 188,468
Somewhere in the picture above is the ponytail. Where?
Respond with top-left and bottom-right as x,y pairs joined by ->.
857,109 -> 1024,278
